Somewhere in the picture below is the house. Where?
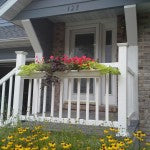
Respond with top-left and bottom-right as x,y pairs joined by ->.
0,0 -> 150,139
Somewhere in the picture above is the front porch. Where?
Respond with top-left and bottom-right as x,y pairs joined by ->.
0,42 -> 138,136
0,0 -> 141,136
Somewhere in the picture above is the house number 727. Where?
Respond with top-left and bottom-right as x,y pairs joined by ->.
67,4 -> 79,12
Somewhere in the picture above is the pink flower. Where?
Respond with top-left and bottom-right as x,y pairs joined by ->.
41,57 -> 45,63
35,56 -> 39,63
50,55 -> 54,60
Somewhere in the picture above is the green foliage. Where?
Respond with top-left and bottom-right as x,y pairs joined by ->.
87,61 -> 120,75
18,63 -> 51,76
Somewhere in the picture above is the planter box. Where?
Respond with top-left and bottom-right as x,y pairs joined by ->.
20,70 -> 101,79
53,70 -> 101,78
20,71 -> 46,79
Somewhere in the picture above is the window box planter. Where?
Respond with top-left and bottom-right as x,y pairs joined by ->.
20,71 -> 46,79
53,70 -> 101,78
20,70 -> 102,79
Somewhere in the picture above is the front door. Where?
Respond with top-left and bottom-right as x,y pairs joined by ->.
70,28 -> 96,101
65,22 -> 117,105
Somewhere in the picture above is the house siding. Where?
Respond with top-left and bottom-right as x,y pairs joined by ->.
14,0 -> 150,20
138,12 -> 150,141
0,47 -> 34,60
53,22 -> 65,54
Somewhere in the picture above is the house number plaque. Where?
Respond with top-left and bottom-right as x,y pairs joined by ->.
67,4 -> 79,12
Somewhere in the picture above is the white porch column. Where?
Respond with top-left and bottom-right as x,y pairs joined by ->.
118,43 -> 128,135
124,5 -> 137,46
124,4 -> 139,120
13,51 -> 27,117
22,19 -> 43,114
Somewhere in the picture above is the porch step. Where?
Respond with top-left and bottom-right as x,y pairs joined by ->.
21,120 -> 138,136
63,103 -> 118,113
128,120 -> 139,134
22,121 -> 107,135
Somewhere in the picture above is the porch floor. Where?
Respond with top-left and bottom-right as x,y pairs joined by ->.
32,110 -> 118,122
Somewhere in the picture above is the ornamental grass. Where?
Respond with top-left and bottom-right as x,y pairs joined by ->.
0,125 -> 149,150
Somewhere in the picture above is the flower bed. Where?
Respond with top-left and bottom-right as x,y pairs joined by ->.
0,125 -> 149,150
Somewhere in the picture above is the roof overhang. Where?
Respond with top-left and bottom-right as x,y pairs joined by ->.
0,0 -> 32,20
0,37 -> 31,48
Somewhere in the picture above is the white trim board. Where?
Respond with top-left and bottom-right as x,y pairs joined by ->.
0,0 -> 32,20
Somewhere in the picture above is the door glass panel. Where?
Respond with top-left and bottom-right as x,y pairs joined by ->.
105,31 -> 112,63
73,33 -> 95,96
105,30 -> 112,94
74,33 -> 94,58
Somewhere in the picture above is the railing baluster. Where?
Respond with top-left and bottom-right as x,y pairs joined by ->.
77,78 -> 81,120
27,79 -> 32,117
42,86 -> 47,118
86,78 -> 90,121
68,78 -> 72,119
95,78 -> 99,121
59,79 -> 64,118
105,74 -> 109,122
38,79 -> 42,113
1,82 -> 6,122
50,82 -> 55,117
32,79 -> 39,117
7,76 -> 13,119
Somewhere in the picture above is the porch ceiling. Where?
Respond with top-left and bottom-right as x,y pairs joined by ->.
48,8 -> 123,23
47,2 -> 150,24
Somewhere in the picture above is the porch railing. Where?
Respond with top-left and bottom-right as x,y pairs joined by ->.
0,43 -> 138,136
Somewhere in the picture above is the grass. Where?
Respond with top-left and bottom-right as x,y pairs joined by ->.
0,123 -> 149,150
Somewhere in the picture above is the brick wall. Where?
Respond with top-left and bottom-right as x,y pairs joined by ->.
52,22 -> 65,55
138,13 -> 150,141
52,22 -> 65,111
117,15 -> 126,43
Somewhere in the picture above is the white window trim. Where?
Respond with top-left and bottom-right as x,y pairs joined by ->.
65,23 -> 101,60
65,17 -> 117,59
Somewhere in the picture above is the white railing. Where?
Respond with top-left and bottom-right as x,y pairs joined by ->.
127,45 -> 139,125
20,73 -> 119,127
0,68 -> 16,125
0,44 -> 138,136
